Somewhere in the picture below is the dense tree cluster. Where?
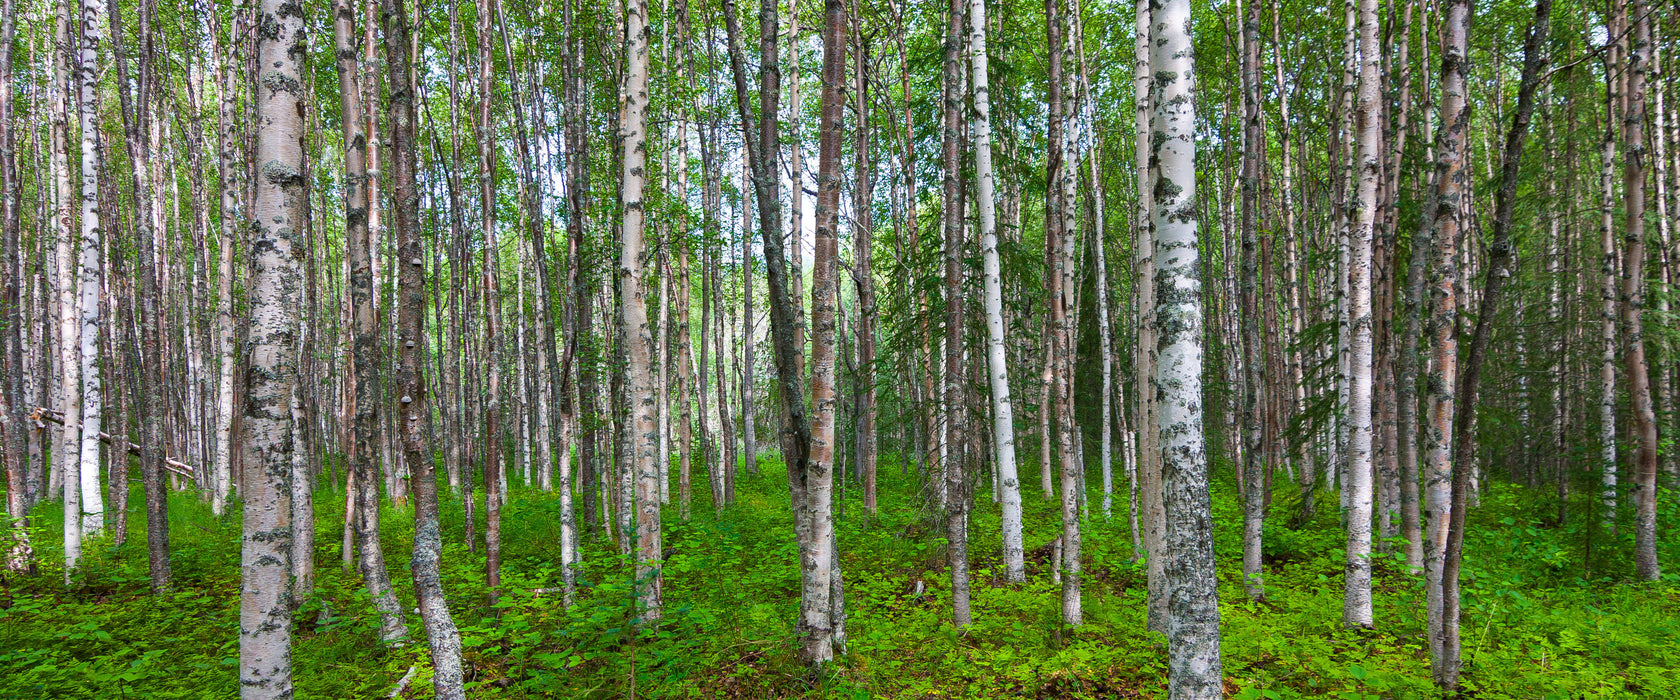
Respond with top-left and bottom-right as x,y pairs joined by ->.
0,0 -> 1675,696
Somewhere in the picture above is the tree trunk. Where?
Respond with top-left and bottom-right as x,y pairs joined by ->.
721,0 -> 830,663
109,0 -> 168,593
968,0 -> 1022,583
804,0 -> 845,658
940,0 -> 970,629
1271,0 -> 1315,528
1,0 -> 30,574
1133,0 -> 1166,629
1600,29 -> 1622,531
1341,0 -> 1382,630
476,0 -> 506,611
619,0 -> 664,619
74,0 -> 105,538
854,17 -> 878,514
385,0 -> 465,692
1238,0 -> 1265,603
333,0 -> 405,644
1436,0 -> 1552,688
1622,0 -> 1660,582
53,0 -> 82,578
1421,0 -> 1468,677
240,0 -> 307,690
1150,0 -> 1224,691
211,0 -> 242,518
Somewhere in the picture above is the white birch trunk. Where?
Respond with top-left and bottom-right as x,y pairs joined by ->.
212,5 -> 240,516
241,0 -> 307,691
1071,0 -> 1111,524
619,0 -> 663,620
1601,117 -> 1620,530
1422,0 -> 1469,673
74,0 -> 103,536
1150,0 -> 1224,691
52,2 -> 81,576
967,0 -> 1023,584
1342,0 -> 1382,630
1133,0 -> 1166,630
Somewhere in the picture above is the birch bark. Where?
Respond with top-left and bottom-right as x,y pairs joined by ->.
386,0 -> 465,692
1623,0 -> 1660,582
52,0 -> 81,576
1342,0 -> 1382,630
240,0 -> 308,690
1421,0 -> 1469,676
968,0 -> 1023,583
619,0 -> 664,619
74,0 -> 104,537
1150,0 -> 1224,692
333,0 -> 405,643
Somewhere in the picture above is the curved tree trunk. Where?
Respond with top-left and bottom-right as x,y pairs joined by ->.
333,0 -> 405,644
1438,0 -> 1550,687
386,0 -> 465,693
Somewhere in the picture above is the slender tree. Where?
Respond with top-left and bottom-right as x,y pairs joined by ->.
968,0 -> 1023,583
619,0 -> 664,619
74,0 -> 105,538
387,0 -> 465,692
798,0 -> 846,659
941,0 -> 970,629
0,0 -> 29,574
333,0 -> 405,643
1238,0 -> 1266,602
1622,0 -> 1660,582
1342,0 -> 1382,630
1421,0 -> 1470,680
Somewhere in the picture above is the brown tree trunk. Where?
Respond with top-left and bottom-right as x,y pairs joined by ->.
1623,0 -> 1660,582
941,0 -> 969,628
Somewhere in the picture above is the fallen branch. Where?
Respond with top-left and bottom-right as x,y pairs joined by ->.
387,666 -> 418,698
32,408 -> 197,479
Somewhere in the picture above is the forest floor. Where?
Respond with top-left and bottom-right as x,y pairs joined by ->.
3,455 -> 1679,699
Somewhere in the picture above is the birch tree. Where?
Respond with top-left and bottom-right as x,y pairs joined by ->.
210,0 -> 241,518
386,0 -> 465,692
798,0 -> 845,658
619,0 -> 665,619
968,0 -> 1023,583
1422,0 -> 1470,679
52,0 -> 81,577
0,0 -> 28,574
1150,0 -> 1224,692
1238,0 -> 1265,602
333,0 -> 405,644
73,0 -> 104,538
239,0 -> 308,691
941,0 -> 970,629
1342,0 -> 1383,630
1623,0 -> 1660,582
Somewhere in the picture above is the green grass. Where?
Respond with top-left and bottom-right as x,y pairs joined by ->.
2,455 -> 1677,698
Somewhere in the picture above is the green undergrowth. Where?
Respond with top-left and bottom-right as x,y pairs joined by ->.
2,455 -> 1677,698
